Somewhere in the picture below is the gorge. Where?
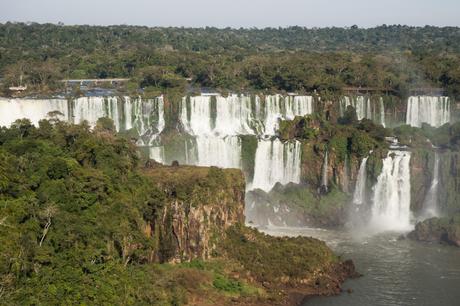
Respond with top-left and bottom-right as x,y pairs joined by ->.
1,92 -> 459,305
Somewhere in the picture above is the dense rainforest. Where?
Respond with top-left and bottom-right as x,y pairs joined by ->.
1,23 -> 460,98
0,118 -> 357,305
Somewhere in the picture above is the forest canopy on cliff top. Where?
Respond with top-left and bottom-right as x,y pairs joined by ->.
1,23 -> 460,97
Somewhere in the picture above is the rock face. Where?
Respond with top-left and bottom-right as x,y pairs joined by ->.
144,165 -> 245,262
245,183 -> 348,228
408,215 -> 460,247
410,149 -> 460,215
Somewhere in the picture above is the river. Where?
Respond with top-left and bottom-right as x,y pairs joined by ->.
262,226 -> 460,306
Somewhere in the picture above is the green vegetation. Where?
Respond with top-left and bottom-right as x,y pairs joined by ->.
240,135 -> 258,182
221,225 -> 337,283
280,114 -> 388,159
408,214 -> 460,247
0,118 -> 348,305
1,23 -> 460,98
393,121 -> 460,149
247,184 -> 350,228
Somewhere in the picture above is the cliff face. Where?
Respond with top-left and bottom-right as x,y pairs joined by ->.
410,148 -> 434,213
439,151 -> 460,213
144,165 -> 245,263
408,215 -> 460,247
410,149 -> 460,215
142,163 -> 358,305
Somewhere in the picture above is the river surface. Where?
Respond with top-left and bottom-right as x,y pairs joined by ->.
262,226 -> 460,306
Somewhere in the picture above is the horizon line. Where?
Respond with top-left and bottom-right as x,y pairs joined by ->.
1,21 -> 460,30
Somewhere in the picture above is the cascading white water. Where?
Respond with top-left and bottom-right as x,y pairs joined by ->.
180,96 -> 213,135
2,94 -> 308,192
180,94 -> 314,136
124,96 -> 165,145
423,152 -> 440,218
353,157 -> 369,205
73,96 -> 120,130
194,136 -> 242,169
149,146 -> 165,163
370,150 -> 412,232
340,96 -> 367,120
250,139 -> 301,192
124,96 -> 165,140
215,94 -> 254,135
0,96 -> 165,148
406,96 -> 451,128
321,151 -> 329,192
178,94 -> 310,191
262,95 -> 314,135
0,98 -> 69,126
340,96 -> 385,126
379,97 -> 386,127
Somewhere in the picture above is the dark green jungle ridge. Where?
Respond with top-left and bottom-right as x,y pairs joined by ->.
1,23 -> 460,99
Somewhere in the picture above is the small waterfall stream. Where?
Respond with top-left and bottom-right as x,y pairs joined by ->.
422,152 -> 440,218
353,157 -> 369,205
321,151 -> 329,192
340,96 -> 385,126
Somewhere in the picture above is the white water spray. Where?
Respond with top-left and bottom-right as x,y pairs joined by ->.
370,150 -> 412,232
251,139 -> 301,192
406,96 -> 450,128
340,96 -> 385,126
0,98 -> 69,126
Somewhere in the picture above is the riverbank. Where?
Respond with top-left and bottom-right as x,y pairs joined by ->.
261,226 -> 460,306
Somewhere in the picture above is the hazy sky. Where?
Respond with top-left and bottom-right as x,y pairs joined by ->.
1,0 -> 459,28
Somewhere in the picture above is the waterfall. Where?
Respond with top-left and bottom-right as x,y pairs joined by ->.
73,96 -> 120,130
250,139 -> 301,192
0,98 -> 69,126
406,96 -> 451,128
340,96 -> 367,120
194,136 -> 241,169
321,151 -> 328,192
180,94 -> 313,137
423,152 -> 440,218
1,94 -> 308,192
379,97 -> 386,127
0,96 -> 165,147
124,96 -> 165,145
370,150 -> 412,232
263,95 -> 313,135
149,146 -> 165,163
340,96 -> 385,126
180,95 -> 213,135
215,95 -> 254,135
353,157 -> 368,205
178,94 -> 309,189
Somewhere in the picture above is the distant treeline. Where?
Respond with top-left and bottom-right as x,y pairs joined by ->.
1,23 -> 460,98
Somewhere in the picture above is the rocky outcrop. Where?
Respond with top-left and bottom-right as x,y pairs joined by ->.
408,215 -> 460,247
220,225 -> 360,306
410,149 -> 460,215
409,148 -> 435,213
245,183 -> 349,228
143,163 -> 358,305
144,165 -> 245,262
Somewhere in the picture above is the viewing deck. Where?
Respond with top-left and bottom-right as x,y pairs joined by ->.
61,78 -> 129,85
